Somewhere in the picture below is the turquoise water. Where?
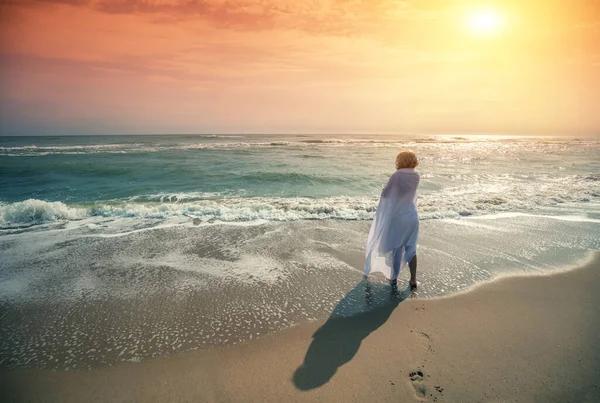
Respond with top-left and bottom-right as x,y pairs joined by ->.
1,135 -> 386,202
2,134 -> 599,225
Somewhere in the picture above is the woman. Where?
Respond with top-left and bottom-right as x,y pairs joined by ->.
364,149 -> 420,289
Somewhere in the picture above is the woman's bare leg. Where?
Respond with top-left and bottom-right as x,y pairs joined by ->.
409,255 -> 417,287
389,248 -> 401,285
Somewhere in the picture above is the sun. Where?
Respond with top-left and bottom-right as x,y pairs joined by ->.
466,9 -> 505,36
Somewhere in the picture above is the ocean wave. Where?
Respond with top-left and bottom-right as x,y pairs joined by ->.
237,171 -> 354,185
127,192 -> 226,203
3,137 -> 597,156
2,184 -> 599,228
585,173 -> 600,181
0,199 -> 88,227
0,144 -> 132,151
0,197 -> 379,228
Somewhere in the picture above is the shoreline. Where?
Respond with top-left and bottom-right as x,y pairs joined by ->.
330,247 -> 600,302
421,248 -> 600,302
2,251 -> 600,402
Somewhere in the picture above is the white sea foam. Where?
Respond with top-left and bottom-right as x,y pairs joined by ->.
467,212 -> 600,223
135,251 -> 288,285
127,192 -> 226,203
0,199 -> 88,227
1,183 -> 599,229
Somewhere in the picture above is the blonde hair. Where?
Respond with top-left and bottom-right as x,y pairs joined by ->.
395,149 -> 418,169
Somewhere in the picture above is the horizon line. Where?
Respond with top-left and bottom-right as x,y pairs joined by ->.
0,132 -> 593,138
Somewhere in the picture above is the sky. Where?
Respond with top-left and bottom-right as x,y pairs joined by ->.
1,0 -> 599,136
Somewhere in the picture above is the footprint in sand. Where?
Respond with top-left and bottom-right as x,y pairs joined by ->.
409,370 -> 428,400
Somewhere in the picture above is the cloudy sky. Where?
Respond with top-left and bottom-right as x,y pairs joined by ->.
1,0 -> 598,135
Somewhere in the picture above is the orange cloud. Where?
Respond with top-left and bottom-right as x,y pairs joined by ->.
1,0 -> 599,135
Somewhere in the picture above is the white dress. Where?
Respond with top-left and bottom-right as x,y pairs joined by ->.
364,168 -> 420,280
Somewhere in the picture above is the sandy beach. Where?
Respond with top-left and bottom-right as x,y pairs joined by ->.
2,251 -> 599,403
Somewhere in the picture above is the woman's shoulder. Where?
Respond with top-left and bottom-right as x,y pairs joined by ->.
393,169 -> 420,186
395,168 -> 419,177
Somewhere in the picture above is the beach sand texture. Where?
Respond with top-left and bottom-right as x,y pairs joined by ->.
2,252 -> 599,403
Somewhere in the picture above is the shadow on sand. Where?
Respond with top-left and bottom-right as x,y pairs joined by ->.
293,280 -> 411,390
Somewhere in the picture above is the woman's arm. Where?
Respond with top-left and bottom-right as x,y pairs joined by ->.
381,175 -> 395,198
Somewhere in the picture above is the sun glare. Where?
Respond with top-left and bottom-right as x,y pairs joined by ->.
466,9 -> 504,36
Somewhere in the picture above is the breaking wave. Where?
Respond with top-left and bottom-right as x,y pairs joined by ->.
0,199 -> 88,227
2,183 -> 598,229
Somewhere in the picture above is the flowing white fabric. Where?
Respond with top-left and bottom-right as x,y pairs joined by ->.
364,168 -> 420,280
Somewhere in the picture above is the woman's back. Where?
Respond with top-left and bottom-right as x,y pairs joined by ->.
382,168 -> 419,214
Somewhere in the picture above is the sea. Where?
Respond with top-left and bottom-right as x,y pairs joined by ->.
1,134 -> 599,369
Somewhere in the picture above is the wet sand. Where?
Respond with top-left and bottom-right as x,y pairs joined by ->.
2,252 -> 600,403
